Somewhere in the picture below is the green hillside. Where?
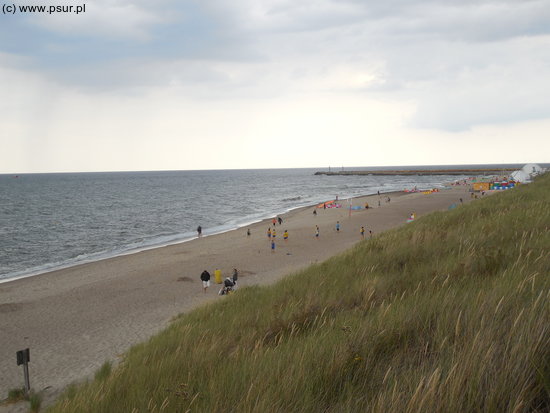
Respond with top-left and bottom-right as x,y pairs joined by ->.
49,174 -> 549,413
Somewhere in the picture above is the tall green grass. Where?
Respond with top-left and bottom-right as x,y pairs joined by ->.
49,175 -> 550,413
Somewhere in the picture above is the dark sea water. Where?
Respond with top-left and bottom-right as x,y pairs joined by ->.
0,165 -> 527,282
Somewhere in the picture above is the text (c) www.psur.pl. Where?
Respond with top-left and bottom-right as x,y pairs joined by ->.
2,3 -> 87,14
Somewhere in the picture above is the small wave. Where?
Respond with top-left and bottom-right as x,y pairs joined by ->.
282,196 -> 302,202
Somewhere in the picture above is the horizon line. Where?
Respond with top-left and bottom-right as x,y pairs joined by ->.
2,162 -> 548,176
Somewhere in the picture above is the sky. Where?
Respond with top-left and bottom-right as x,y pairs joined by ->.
1,0 -> 549,173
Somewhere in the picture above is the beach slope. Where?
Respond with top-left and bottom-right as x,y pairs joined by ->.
1,186 -> 472,409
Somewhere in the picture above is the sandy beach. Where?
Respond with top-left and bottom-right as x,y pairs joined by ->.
0,186 -> 474,410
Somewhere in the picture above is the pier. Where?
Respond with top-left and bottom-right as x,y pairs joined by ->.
314,168 -> 517,176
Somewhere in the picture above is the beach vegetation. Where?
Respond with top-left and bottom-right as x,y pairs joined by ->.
47,174 -> 550,413
29,392 -> 42,412
62,383 -> 78,401
2,388 -> 42,412
93,361 -> 112,382
5,387 -> 26,403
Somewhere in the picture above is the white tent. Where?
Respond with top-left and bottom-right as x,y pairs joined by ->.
521,163 -> 543,176
510,170 -> 530,182
511,163 -> 544,183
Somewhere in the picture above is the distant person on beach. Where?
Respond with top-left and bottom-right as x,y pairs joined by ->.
200,270 -> 210,293
267,227 -> 271,238
247,228 -> 251,236
365,202 -> 369,209
283,230 -> 288,241
313,209 -> 317,216
278,216 -> 283,225
272,228 -> 276,238
232,268 -> 238,288
315,225 -> 320,239
272,218 -> 277,226
459,198 -> 463,204
360,226 -> 365,238
197,226 -> 202,237
271,240 -> 276,252
336,221 -> 340,232
377,190 -> 380,196
219,277 -> 235,295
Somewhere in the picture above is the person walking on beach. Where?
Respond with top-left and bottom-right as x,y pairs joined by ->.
197,225 -> 202,237
232,268 -> 238,289
272,218 -> 277,226
360,226 -> 365,239
200,270 -> 211,293
272,228 -> 276,238
267,227 -> 271,239
336,221 -> 340,232
315,225 -> 320,239
313,209 -> 317,216
278,216 -> 283,225
247,228 -> 251,236
283,230 -> 288,241
271,240 -> 276,252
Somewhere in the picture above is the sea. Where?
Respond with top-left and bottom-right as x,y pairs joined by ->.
0,164 -> 534,282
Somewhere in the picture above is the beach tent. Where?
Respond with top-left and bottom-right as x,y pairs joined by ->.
510,163 -> 544,183
522,163 -> 543,176
510,170 -> 530,183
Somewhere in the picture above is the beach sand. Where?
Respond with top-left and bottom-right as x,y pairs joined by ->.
0,186 -> 475,411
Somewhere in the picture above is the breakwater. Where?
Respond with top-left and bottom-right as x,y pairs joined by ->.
314,168 -> 516,176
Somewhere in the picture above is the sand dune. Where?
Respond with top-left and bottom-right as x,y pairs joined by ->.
0,186 -> 473,410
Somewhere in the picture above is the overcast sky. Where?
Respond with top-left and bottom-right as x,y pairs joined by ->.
1,0 -> 549,173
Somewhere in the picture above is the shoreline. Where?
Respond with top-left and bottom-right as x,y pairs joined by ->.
0,186 -> 474,412
0,189 -> 409,286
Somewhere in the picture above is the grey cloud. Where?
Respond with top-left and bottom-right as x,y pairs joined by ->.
403,43 -> 550,131
241,0 -> 550,43
7,0 -> 550,133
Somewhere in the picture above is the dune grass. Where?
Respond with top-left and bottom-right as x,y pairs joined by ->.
48,174 -> 549,413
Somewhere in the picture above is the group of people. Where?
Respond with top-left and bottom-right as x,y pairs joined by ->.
313,221 -> 373,240
200,268 -> 239,295
197,201 -> 377,295
267,216 -> 289,252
